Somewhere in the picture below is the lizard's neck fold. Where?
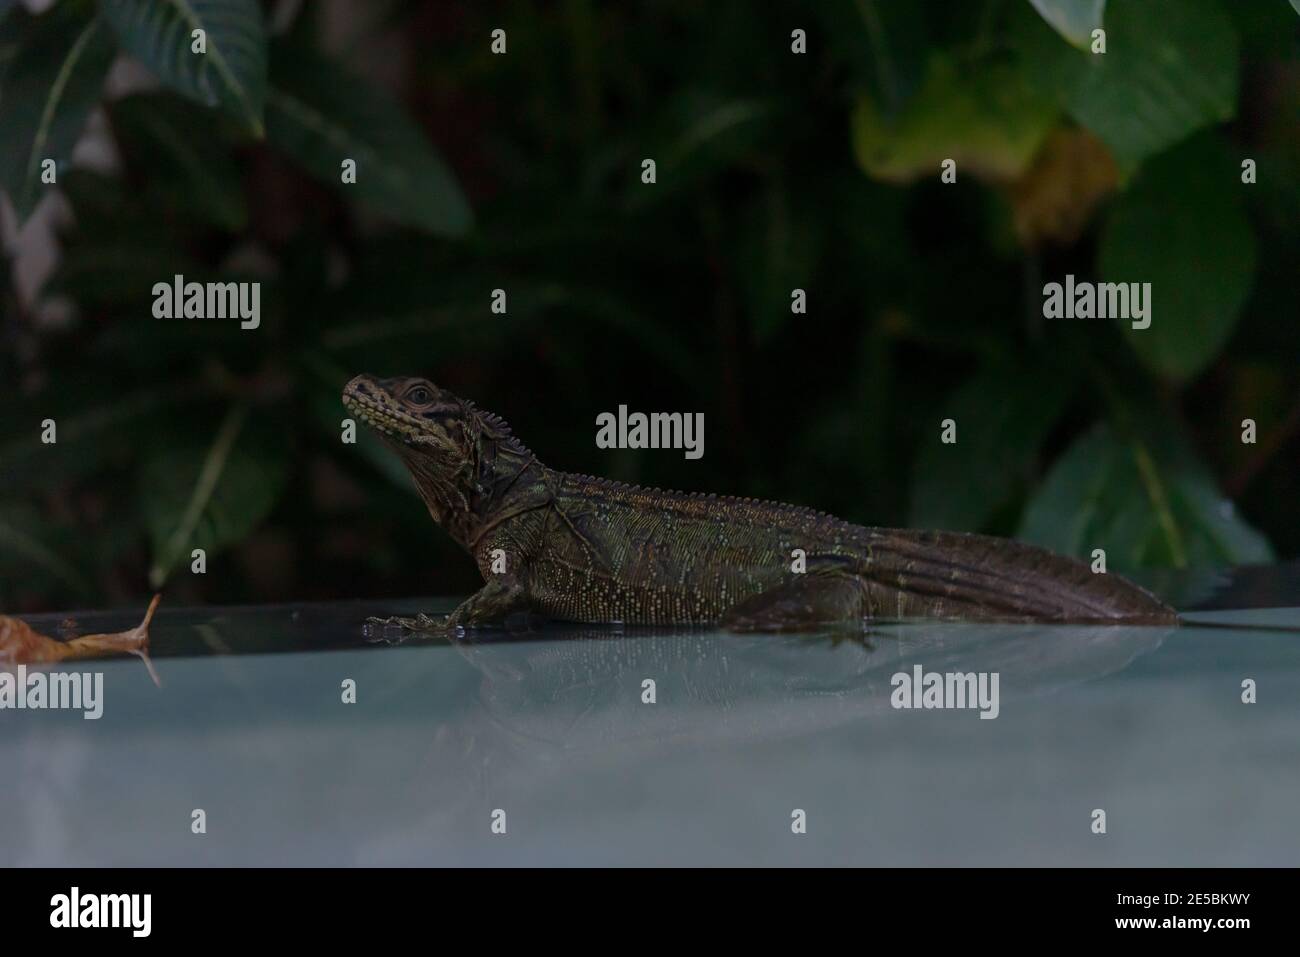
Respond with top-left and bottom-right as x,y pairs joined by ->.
405,431 -> 549,553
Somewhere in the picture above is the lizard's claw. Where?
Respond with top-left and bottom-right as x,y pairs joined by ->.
363,613 -> 452,643
365,613 -> 445,629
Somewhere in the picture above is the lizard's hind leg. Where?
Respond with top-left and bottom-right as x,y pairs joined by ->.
720,573 -> 867,632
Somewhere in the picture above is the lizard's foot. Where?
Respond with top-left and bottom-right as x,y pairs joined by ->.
720,575 -> 867,632
366,613 -> 445,629
443,579 -> 531,634
363,613 -> 448,643
365,580 -> 532,640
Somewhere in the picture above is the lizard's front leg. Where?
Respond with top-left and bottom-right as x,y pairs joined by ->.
445,576 -> 533,631
368,577 -> 533,634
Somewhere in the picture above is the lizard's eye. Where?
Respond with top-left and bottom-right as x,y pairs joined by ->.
406,386 -> 432,405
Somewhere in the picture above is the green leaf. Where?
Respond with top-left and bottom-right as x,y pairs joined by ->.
1019,420 -> 1272,571
0,3 -> 30,82
109,91 -> 247,230
99,0 -> 267,135
1013,0 -> 1238,173
1226,0 -> 1300,58
46,235 -> 198,309
266,44 -> 473,237
321,280 -> 698,385
812,0 -> 927,115
0,382 -> 201,490
618,90 -> 782,212
658,93 -> 775,182
910,361 -> 1078,532
736,182 -> 822,343
298,352 -> 416,495
1027,0 -> 1106,49
43,168 -> 204,311
851,53 -> 1057,184
1099,136 -> 1256,381
312,382 -> 414,496
0,2 -> 115,223
0,503 -> 92,597
1291,0 -> 1300,15
138,404 -> 289,588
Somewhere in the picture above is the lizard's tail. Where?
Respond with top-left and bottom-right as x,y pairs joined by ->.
864,529 -> 1179,624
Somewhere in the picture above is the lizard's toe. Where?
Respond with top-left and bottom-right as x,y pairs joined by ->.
363,613 -> 450,643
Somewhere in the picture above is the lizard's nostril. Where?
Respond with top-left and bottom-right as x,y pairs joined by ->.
344,374 -> 377,400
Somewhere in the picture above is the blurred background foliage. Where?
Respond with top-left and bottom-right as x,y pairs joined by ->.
0,0 -> 1297,612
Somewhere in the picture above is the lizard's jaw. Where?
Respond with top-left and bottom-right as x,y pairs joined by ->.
342,379 -> 437,449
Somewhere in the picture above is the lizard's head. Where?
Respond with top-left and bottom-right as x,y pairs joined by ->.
343,374 -> 473,458
342,374 -> 532,533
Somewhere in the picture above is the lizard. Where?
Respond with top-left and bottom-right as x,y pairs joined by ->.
343,375 -> 1178,632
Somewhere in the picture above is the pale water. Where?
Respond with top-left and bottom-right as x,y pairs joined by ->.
2,575 -> 1298,866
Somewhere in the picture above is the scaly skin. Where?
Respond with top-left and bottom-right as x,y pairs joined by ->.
343,375 -> 1177,630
